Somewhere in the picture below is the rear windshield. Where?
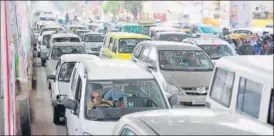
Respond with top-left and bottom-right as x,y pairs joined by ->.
52,37 -> 80,43
84,34 -> 104,42
119,38 -> 151,53
51,46 -> 86,60
40,28 -> 63,35
159,34 -> 190,42
198,44 -> 234,59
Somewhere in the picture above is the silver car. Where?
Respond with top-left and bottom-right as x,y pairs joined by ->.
45,42 -> 86,90
81,32 -> 104,55
132,41 -> 214,106
112,108 -> 273,135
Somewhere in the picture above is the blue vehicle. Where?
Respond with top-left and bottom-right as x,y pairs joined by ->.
189,24 -> 222,37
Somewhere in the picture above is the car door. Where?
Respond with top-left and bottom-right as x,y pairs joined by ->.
51,59 -> 62,101
66,75 -> 82,135
45,47 -> 52,76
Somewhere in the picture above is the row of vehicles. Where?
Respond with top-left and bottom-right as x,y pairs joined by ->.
32,16 -> 273,135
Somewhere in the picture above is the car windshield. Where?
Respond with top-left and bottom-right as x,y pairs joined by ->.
159,50 -> 214,71
40,28 -> 62,35
76,31 -> 90,37
39,17 -> 55,21
84,34 -> 104,42
85,79 -> 167,120
42,35 -> 51,46
70,27 -> 87,30
159,34 -> 190,42
200,26 -> 217,33
51,46 -> 86,60
119,38 -> 151,53
198,44 -> 234,59
58,62 -> 76,82
52,37 -> 80,43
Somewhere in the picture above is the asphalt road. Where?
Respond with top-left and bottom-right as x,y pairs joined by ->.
31,58 -> 66,135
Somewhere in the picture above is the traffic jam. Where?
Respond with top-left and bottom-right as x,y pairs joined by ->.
14,1 -> 274,135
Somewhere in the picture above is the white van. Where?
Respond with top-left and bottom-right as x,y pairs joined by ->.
206,55 -> 273,126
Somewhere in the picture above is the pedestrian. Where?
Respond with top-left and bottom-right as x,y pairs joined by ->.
253,40 -> 263,55
103,26 -> 108,35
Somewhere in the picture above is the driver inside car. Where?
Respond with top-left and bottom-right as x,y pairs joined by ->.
87,84 -> 113,110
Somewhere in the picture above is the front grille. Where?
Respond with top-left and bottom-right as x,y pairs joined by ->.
182,87 -> 208,96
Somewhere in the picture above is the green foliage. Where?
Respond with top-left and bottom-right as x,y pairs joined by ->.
102,1 -> 124,18
123,1 -> 143,19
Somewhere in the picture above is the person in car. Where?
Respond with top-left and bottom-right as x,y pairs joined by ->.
87,84 -> 113,110
60,63 -> 75,81
183,53 -> 200,67
103,86 -> 126,101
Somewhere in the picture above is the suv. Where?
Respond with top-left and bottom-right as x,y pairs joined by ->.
45,42 -> 86,90
182,37 -> 237,62
131,41 -> 214,106
61,59 -> 178,135
47,54 -> 99,124
81,32 -> 104,55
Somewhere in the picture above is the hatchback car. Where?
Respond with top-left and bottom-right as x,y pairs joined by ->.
132,41 -> 214,106
81,32 -> 105,55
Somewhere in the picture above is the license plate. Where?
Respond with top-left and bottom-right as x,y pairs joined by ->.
192,99 -> 205,105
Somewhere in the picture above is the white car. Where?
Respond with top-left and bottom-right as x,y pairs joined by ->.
47,54 -> 99,125
81,32 -> 104,55
132,41 -> 214,106
182,37 -> 238,63
61,59 -> 178,135
49,33 -> 81,47
112,108 -> 274,135
66,24 -> 88,32
45,42 -> 86,90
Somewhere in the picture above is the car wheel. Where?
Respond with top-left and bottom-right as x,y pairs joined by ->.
53,107 -> 61,125
48,82 -> 51,90
41,59 -> 46,67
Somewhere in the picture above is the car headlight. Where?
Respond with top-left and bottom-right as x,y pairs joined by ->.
83,132 -> 92,135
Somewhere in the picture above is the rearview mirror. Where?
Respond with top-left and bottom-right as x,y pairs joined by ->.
61,99 -> 78,112
47,74 -> 56,81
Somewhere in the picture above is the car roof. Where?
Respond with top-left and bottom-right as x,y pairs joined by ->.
187,38 -> 229,45
51,33 -> 79,38
121,108 -> 273,135
52,42 -> 84,47
217,55 -> 273,83
108,32 -> 151,39
42,31 -> 56,36
60,54 -> 99,62
83,32 -> 104,35
157,31 -> 187,35
150,26 -> 179,31
81,59 -> 154,80
141,41 -> 201,51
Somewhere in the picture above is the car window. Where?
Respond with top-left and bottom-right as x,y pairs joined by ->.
52,37 -> 80,43
133,43 -> 145,58
70,69 -> 78,94
120,128 -> 136,136
236,77 -> 262,118
198,44 -> 235,59
51,46 -> 86,60
139,47 -> 150,61
112,39 -> 118,53
55,59 -> 61,70
148,47 -> 157,61
42,35 -> 51,45
118,38 -> 151,53
210,68 -> 234,107
75,76 -> 82,103
268,89 -> 274,125
58,62 -> 76,82
159,34 -> 190,42
158,50 -> 214,71
84,34 -> 104,42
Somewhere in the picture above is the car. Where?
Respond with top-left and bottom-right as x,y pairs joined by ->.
206,55 -> 273,126
188,24 -> 222,38
61,59 -> 178,135
182,37 -> 237,62
40,31 -> 56,66
131,41 -> 214,106
45,42 -> 86,90
66,24 -> 88,32
154,31 -> 191,42
112,108 -> 273,135
47,54 -> 99,125
81,32 -> 105,55
148,26 -> 180,39
100,32 -> 151,60
75,30 -> 91,38
48,33 -> 81,47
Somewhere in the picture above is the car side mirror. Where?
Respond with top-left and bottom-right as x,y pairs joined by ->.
61,99 -> 78,113
168,94 -> 178,106
56,94 -> 68,102
47,74 -> 56,81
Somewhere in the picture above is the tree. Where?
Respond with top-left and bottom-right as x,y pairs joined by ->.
123,1 -> 143,20
102,1 -> 124,20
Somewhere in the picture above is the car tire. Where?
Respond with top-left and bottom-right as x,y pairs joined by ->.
53,107 -> 61,125
41,59 -> 46,67
48,82 -> 51,90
